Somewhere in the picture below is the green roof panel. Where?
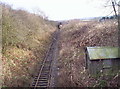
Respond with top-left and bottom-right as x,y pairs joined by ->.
87,47 -> 120,60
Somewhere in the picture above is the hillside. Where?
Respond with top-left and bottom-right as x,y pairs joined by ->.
58,19 -> 119,87
1,4 -> 56,87
1,3 -> 119,87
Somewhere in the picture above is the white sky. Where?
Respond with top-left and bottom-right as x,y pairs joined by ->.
0,0 -> 119,21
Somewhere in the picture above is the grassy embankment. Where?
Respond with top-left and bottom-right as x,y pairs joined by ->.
58,20 -> 119,87
1,4 -> 56,87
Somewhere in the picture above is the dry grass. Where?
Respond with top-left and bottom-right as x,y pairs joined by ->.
61,20 -> 118,47
2,47 -> 36,86
2,4 -> 56,87
58,19 -> 119,87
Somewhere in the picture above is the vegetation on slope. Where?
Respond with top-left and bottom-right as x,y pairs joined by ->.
58,20 -> 119,87
1,4 -> 56,87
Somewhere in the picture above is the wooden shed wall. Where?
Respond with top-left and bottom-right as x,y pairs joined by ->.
87,58 -> 120,75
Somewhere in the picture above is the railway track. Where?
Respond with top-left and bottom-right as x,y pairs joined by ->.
32,30 -> 59,88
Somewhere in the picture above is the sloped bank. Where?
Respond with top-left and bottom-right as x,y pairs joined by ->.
58,20 -> 119,87
2,4 -> 56,87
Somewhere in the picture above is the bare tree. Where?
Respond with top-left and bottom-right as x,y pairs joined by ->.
33,7 -> 48,20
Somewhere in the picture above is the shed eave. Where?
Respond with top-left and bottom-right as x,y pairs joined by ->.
87,47 -> 120,60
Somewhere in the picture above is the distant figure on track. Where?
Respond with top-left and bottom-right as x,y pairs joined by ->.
57,22 -> 62,29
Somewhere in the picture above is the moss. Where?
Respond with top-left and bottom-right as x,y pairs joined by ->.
97,80 -> 107,87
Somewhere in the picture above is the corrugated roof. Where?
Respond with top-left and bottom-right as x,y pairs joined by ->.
87,47 -> 120,60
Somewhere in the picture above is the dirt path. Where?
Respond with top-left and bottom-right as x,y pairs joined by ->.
31,29 -> 60,87
49,29 -> 60,87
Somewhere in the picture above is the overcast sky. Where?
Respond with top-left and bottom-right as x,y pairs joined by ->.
0,0 -> 119,20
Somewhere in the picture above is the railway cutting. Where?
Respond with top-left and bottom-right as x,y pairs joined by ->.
31,29 -> 60,88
